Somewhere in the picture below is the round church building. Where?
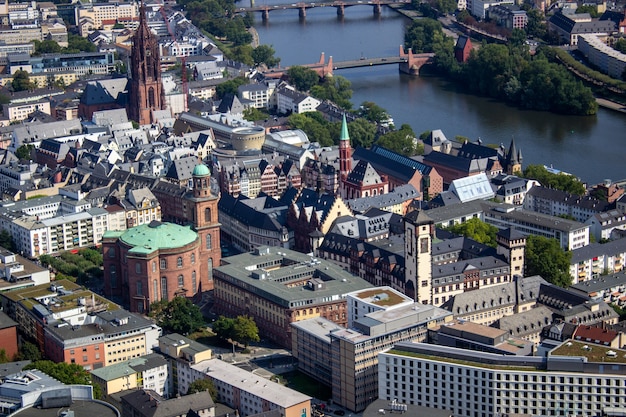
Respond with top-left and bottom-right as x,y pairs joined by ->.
102,220 -> 202,314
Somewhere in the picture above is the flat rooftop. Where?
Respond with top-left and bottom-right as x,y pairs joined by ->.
351,287 -> 413,307
10,400 -> 119,417
191,359 -> 311,408
550,340 -> 626,364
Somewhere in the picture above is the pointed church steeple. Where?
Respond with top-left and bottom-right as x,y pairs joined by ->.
339,113 -> 352,181
129,1 -> 165,125
505,137 -> 522,175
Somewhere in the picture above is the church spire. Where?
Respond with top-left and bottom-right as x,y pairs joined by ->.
338,113 -> 352,182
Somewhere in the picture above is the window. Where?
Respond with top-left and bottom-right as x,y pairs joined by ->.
135,263 -> 142,274
161,277 -> 168,301
110,265 -> 117,288
153,280 -> 158,300
208,258 -> 213,282
160,259 -> 167,269
177,257 -> 183,268
205,207 -> 211,222
191,253 -> 195,264
152,261 -> 156,273
206,234 -> 212,250
178,275 -> 184,287
108,247 -> 115,258
137,281 -> 143,296
192,271 -> 197,291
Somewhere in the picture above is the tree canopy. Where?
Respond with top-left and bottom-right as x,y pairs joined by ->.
287,112 -> 334,147
309,75 -> 353,110
522,164 -> 586,195
12,70 -> 35,92
359,101 -> 390,124
24,361 -> 102,399
376,124 -> 422,156
525,235 -> 572,287
251,44 -> 280,68
444,218 -> 499,247
215,77 -> 248,100
187,378 -> 217,400
149,297 -> 205,335
16,144 -> 34,161
286,66 -> 320,92
212,315 -> 260,348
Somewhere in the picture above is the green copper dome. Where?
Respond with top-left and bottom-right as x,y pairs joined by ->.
120,221 -> 198,253
192,164 -> 210,177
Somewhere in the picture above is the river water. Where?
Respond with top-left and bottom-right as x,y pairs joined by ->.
252,3 -> 626,184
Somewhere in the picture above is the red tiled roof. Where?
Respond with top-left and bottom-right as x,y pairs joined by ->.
573,325 -> 618,344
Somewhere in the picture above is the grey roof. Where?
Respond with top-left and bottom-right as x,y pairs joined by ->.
442,275 -> 547,315
352,145 -> 433,182
549,12 -> 616,35
218,193 -> 287,232
570,272 -> 626,295
571,237 -> 626,263
121,390 -> 215,417
493,305 -> 554,337
91,353 -> 167,382
0,310 -> 17,330
432,256 -> 509,281
423,199 -> 486,225
348,184 -> 419,213
80,78 -> 129,106
165,156 -> 198,182
12,119 -> 82,146
526,186 -> 610,212
215,246 -> 373,307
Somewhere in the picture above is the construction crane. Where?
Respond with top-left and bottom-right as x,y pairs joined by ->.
160,6 -> 188,112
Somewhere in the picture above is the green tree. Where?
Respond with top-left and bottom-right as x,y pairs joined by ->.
525,235 -> 572,287
251,44 -> 280,68
230,45 -> 255,67
376,124 -> 421,156
309,75 -> 353,110
24,361 -> 102,399
232,315 -> 260,348
64,33 -> 97,53
346,118 -> 377,149
287,66 -> 320,92
243,107 -> 270,122
359,101 -> 390,124
575,4 -> 598,17
212,315 -> 235,342
18,340 -> 42,361
32,39 -> 62,55
15,144 -> 34,160
216,77 -> 248,100
187,378 -> 217,400
12,70 -> 34,92
149,297 -> 205,335
0,349 -> 9,364
0,229 -> 16,252
287,112 -> 333,146
444,218 -> 499,247
522,164 -> 586,195
405,18 -> 449,53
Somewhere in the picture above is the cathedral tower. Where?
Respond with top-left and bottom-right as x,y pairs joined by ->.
129,2 -> 164,125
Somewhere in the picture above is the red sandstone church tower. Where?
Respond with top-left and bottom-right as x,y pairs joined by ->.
338,113 -> 352,181
129,2 -> 165,125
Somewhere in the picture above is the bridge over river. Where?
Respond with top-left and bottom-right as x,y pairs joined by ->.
262,48 -> 435,78
237,0 -> 411,19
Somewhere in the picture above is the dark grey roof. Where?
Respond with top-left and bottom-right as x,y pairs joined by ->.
165,156 -> 198,182
121,390 -> 215,417
218,193 -> 287,232
571,237 -> 626,263
352,145 -> 433,182
526,186 -> 610,212
0,310 -> 17,330
570,272 -> 626,295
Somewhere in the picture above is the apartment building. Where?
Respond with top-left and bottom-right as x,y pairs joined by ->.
76,1 -> 139,36
186,358 -> 311,417
379,341 -> 626,417
91,353 -> 169,396
157,333 -> 212,396
570,238 -> 626,283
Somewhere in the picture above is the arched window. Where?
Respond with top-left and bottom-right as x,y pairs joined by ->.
177,257 -> 183,268
192,271 -> 197,292
178,275 -> 184,287
160,259 -> 167,269
205,207 -> 211,223
161,277 -> 168,301
153,279 -> 158,300
191,253 -> 196,264
206,234 -> 212,250
152,261 -> 156,273
148,87 -> 155,108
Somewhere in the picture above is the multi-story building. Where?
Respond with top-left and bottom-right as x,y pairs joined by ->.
0,247 -> 50,291
44,309 -> 162,371
7,52 -> 116,77
157,333 -> 213,396
275,86 -> 321,114
91,353 -> 169,397
121,390 -> 216,417
524,185 -> 611,223
578,34 -> 626,80
0,194 -> 109,258
379,341 -> 626,417
76,1 -> 139,36
218,193 -> 292,252
487,4 -> 527,29
187,358 -> 311,417
116,188 -> 162,229
570,238 -> 626,283
213,246 -> 373,348
238,80 -> 277,109
0,311 -> 18,360
346,286 -> 414,328
291,302 -> 453,412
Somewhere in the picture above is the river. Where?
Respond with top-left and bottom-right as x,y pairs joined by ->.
252,3 -> 626,185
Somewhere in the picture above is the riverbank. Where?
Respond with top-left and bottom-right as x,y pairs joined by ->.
596,98 -> 626,114
249,26 -> 260,48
